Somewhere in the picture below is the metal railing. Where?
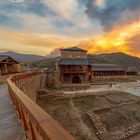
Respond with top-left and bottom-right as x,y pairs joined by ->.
7,72 -> 75,140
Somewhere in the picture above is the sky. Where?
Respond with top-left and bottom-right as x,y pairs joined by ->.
0,0 -> 140,57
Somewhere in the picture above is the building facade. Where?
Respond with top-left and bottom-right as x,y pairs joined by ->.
0,55 -> 21,75
54,47 -> 137,86
56,47 -> 92,85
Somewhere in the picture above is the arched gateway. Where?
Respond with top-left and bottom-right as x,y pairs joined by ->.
72,76 -> 81,83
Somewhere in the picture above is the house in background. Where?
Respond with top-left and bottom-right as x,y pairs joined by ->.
91,63 -> 126,76
56,47 -> 92,85
0,55 -> 21,75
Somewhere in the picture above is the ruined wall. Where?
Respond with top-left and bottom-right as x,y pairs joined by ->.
61,50 -> 87,59
45,65 -> 61,88
46,71 -> 63,88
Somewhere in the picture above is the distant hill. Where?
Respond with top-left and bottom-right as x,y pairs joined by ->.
31,52 -> 140,71
0,51 -> 46,62
88,52 -> 140,70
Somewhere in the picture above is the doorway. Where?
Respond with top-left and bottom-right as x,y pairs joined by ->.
72,76 -> 81,83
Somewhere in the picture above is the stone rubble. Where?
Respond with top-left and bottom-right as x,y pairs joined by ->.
87,111 -> 140,140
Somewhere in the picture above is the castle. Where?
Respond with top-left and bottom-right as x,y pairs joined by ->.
56,47 -> 92,85
52,46 -> 137,86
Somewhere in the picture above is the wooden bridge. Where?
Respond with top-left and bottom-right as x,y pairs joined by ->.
0,72 -> 76,140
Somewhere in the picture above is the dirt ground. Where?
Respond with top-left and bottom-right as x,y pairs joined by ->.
37,91 -> 140,140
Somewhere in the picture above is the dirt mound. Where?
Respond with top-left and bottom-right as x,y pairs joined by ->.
37,91 -> 140,140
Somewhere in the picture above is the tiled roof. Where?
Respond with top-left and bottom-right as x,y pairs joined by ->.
91,63 -> 125,71
60,47 -> 86,52
90,63 -> 118,67
0,55 -> 19,63
0,55 -> 9,61
59,59 -> 89,65
92,68 -> 125,71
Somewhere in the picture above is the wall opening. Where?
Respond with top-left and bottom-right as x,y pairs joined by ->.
72,76 -> 81,83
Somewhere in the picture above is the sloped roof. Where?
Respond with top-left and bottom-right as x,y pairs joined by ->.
60,47 -> 87,52
59,59 -> 89,65
0,55 -> 19,64
91,63 -> 125,71
92,68 -> 125,71
0,55 -> 8,61
91,63 -> 118,67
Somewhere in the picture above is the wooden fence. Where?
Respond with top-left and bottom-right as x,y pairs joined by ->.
7,72 -> 75,140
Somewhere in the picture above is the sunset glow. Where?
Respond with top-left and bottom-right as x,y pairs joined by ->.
0,0 -> 140,57
95,0 -> 105,7
80,20 -> 140,57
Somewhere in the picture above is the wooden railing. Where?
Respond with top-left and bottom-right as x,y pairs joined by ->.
7,72 -> 75,140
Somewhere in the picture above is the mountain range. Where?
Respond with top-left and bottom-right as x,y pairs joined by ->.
88,52 -> 140,70
0,51 -> 139,70
0,51 -> 45,62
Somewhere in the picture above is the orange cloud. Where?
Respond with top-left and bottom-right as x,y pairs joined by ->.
79,20 -> 140,57
0,28 -> 80,56
0,20 -> 140,58
95,0 -> 104,6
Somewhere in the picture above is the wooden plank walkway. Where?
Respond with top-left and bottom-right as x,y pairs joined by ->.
0,84 -> 27,140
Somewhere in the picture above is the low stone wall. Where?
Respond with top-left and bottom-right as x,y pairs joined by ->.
87,101 -> 140,140
87,112 -> 111,140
